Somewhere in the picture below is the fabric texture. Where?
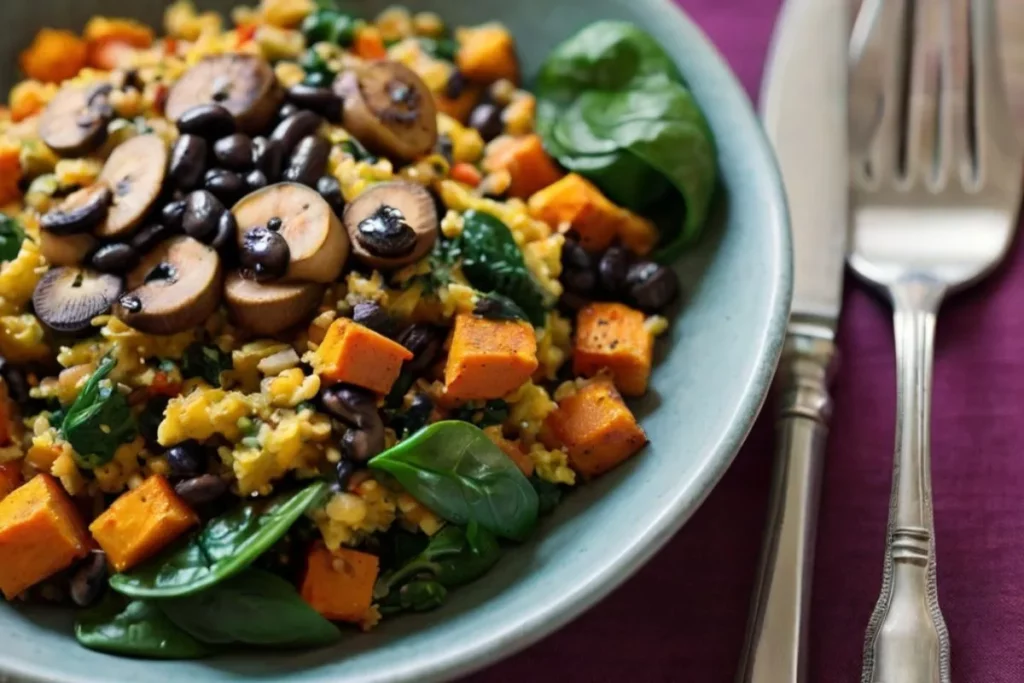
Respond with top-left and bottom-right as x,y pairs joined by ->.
472,1 -> 1024,680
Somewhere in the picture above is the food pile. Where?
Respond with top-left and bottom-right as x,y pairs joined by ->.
0,0 -> 716,658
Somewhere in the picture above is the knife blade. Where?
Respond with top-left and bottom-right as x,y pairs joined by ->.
736,1 -> 849,682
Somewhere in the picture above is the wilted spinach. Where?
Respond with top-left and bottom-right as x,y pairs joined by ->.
61,356 -> 137,469
449,399 -> 509,429
75,596 -> 212,659
531,476 -> 564,515
536,20 -> 718,260
0,215 -> 28,262
181,343 -> 232,387
110,481 -> 327,598
369,421 -> 538,541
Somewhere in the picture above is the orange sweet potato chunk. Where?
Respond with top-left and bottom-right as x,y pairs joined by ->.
313,318 -> 414,394
444,313 -> 538,401
19,29 -> 88,83
456,24 -> 519,84
0,474 -> 91,598
573,302 -> 653,397
0,463 -> 21,502
483,134 -> 563,199
484,428 -> 534,477
89,474 -> 198,572
301,543 -> 379,623
545,380 -> 647,478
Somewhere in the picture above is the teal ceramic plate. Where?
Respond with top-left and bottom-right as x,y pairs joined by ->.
0,0 -> 791,681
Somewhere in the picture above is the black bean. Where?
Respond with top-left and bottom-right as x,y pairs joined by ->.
627,261 -> 680,310
239,225 -> 290,281
277,102 -> 301,122
356,205 -> 416,257
352,301 -> 393,336
341,423 -> 384,463
213,133 -> 254,172
436,134 -> 454,166
285,84 -> 343,121
561,240 -> 593,271
203,168 -> 246,205
174,474 -> 228,507
160,199 -> 187,232
282,135 -> 330,187
270,110 -> 324,156
166,439 -> 206,478
69,551 -> 107,607
244,169 -> 268,192
468,103 -> 504,142
0,359 -> 29,404
131,222 -> 174,254
334,459 -> 355,490
397,324 -> 442,373
211,211 -> 237,251
267,217 -> 282,231
252,136 -> 285,180
558,290 -> 591,313
182,190 -> 225,241
168,134 -> 208,190
315,175 -> 345,216
176,104 -> 236,139
320,383 -> 377,429
562,267 -> 596,295
598,246 -> 630,294
443,69 -> 467,100
90,242 -> 139,274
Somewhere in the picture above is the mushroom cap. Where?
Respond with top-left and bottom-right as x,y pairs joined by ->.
342,180 -> 438,270
223,271 -> 323,335
166,54 -> 284,135
96,134 -> 168,239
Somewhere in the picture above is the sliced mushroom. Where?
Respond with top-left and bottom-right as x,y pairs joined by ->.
39,231 -> 97,266
165,54 -> 284,135
232,182 -> 348,283
96,135 -> 168,239
38,83 -> 114,156
224,271 -> 323,335
335,61 -> 438,162
39,184 -> 111,235
342,181 -> 438,270
114,236 -> 222,335
32,267 -> 122,333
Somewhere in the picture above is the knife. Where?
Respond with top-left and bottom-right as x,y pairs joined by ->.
736,1 -> 849,682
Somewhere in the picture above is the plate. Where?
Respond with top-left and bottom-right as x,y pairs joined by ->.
0,1 -> 792,681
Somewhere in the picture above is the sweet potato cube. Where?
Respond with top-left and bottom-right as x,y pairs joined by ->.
0,463 -> 21,501
546,380 -> 647,478
312,318 -> 413,395
89,475 -> 198,572
483,134 -> 563,199
456,24 -> 519,84
301,543 -> 380,623
0,474 -> 91,598
444,313 -> 539,401
573,302 -> 654,396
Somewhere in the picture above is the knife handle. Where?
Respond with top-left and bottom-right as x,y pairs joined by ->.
737,328 -> 836,683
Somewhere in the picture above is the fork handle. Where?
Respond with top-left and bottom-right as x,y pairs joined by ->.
862,278 -> 951,683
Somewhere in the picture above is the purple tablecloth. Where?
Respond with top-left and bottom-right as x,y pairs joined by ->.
472,1 -> 1024,680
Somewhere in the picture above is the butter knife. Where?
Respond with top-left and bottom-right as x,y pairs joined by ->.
736,1 -> 850,682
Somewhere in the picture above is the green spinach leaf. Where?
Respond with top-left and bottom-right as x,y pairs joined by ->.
449,399 -> 509,429
369,421 -> 538,541
536,20 -> 718,258
378,579 -> 447,615
408,235 -> 461,295
159,569 -> 340,647
181,343 -> 232,387
531,476 -> 563,515
0,215 -> 28,262
459,210 -> 550,327
75,595 -> 213,659
61,356 -> 137,469
110,481 -> 327,599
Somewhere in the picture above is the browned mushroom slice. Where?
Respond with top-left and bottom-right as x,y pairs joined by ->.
114,236 -> 222,335
165,54 -> 284,135
40,184 -> 111,235
32,267 -> 122,333
342,181 -> 438,270
38,83 -> 114,156
96,134 -> 168,239
233,182 -> 349,283
335,61 -> 438,162
39,231 -> 97,266
223,271 -> 323,335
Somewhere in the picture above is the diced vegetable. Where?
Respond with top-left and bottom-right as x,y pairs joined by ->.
83,17 -> 155,47
300,543 -> 379,623
450,161 -> 482,187
0,473 -> 91,599
87,40 -> 138,71
444,313 -> 538,401
89,475 -> 198,572
353,25 -> 387,60
435,85 -> 481,123
456,24 -> 519,84
0,463 -> 23,502
19,29 -> 88,83
482,134 -> 563,199
484,428 -> 534,477
0,215 -> 28,263
573,302 -> 653,396
312,318 -> 413,395
60,356 -> 138,470
528,173 -> 658,254
544,379 -> 647,478
0,141 -> 22,206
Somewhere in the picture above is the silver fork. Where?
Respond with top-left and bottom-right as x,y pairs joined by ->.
849,1 -> 1024,682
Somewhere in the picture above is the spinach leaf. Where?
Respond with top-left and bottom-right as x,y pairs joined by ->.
449,399 -> 509,429
61,356 -> 137,469
159,569 -> 340,648
536,20 -> 718,258
459,210 -> 550,327
418,36 -> 457,62
181,343 -> 232,387
369,421 -> 538,540
0,215 -> 28,262
473,292 -> 529,323
408,235 -> 460,295
378,579 -> 447,615
110,481 -> 327,598
75,595 -> 213,659
531,476 -> 563,515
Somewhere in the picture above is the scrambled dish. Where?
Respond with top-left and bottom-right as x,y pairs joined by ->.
0,0 -> 717,658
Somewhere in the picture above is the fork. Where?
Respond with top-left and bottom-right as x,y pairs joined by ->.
848,1 -> 1024,682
